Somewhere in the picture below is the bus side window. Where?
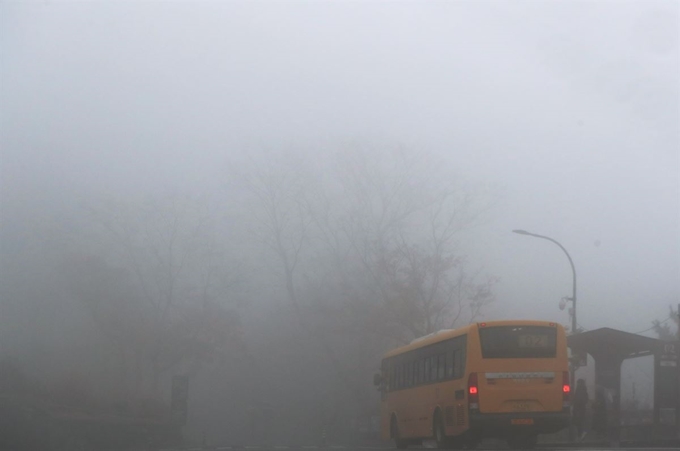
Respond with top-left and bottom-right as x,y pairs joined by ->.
451,335 -> 467,379
446,352 -> 454,379
390,365 -> 396,390
398,364 -> 403,389
438,354 -> 446,380
413,360 -> 419,385
424,357 -> 430,382
381,361 -> 388,392
430,356 -> 437,382
459,348 -> 467,378
452,350 -> 460,379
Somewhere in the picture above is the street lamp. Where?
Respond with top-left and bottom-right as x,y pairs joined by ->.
512,230 -> 577,336
512,229 -> 579,441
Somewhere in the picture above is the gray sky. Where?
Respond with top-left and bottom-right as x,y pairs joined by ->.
2,1 -> 678,333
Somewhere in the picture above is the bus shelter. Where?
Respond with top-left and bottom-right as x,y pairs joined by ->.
568,328 -> 679,443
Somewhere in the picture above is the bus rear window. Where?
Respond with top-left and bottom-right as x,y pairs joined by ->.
479,326 -> 557,358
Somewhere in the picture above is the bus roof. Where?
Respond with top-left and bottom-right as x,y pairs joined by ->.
381,320 -> 563,360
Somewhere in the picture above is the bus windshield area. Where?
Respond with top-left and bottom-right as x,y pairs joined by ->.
479,325 -> 557,359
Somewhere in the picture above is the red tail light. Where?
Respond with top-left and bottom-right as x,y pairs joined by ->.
468,372 -> 479,409
562,371 -> 571,403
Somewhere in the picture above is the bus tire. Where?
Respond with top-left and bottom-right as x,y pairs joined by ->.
390,416 -> 408,449
433,411 -> 448,449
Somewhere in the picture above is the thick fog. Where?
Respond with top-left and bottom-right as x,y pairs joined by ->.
1,0 -> 678,446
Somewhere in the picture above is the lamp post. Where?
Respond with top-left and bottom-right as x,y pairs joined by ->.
512,230 -> 577,336
512,229 -> 578,440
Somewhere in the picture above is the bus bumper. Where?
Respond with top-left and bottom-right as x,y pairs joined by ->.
469,409 -> 570,436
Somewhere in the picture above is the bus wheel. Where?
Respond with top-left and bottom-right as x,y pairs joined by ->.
391,416 -> 408,449
507,434 -> 537,450
433,412 -> 448,449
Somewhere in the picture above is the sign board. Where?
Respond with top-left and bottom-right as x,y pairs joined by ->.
171,375 -> 189,426
654,342 -> 679,410
660,342 -> 678,367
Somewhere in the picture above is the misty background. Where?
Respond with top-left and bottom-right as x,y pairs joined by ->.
1,0 -> 678,446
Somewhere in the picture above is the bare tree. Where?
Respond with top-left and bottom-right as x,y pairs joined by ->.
319,146 -> 498,343
75,193 -> 242,395
227,151 -> 311,313
228,150 -> 373,419
232,145 -> 498,436
297,148 -> 498,436
653,304 -> 679,341
66,254 -> 147,398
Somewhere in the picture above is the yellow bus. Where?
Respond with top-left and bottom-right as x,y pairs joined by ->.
374,320 -> 570,449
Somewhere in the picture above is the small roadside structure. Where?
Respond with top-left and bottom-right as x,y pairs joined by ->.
568,327 -> 679,444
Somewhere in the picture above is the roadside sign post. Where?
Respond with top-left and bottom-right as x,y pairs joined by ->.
654,341 -> 678,428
